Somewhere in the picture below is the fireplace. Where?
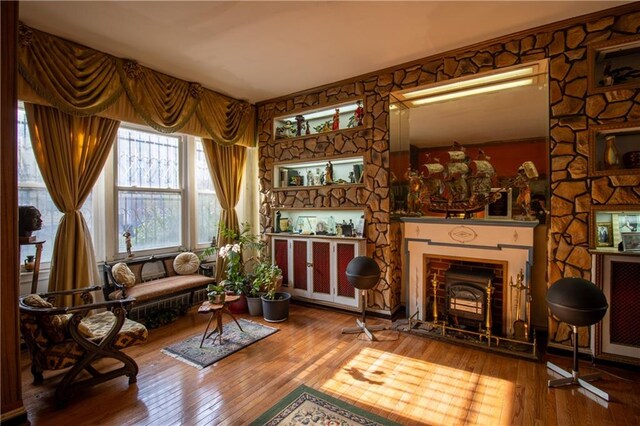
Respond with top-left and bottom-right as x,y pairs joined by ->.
402,217 -> 538,339
445,268 -> 494,330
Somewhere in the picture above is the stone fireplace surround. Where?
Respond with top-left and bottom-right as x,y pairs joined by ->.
402,217 -> 538,338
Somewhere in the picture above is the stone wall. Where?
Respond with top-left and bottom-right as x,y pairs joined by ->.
258,6 -> 640,327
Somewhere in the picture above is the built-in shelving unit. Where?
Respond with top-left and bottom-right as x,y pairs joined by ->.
588,121 -> 640,177
589,205 -> 640,252
588,34 -> 640,94
273,99 -> 364,141
273,155 -> 365,190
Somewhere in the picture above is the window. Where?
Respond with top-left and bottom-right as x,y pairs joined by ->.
116,128 -> 183,252
114,129 -> 222,255
17,107 -> 93,263
195,139 -> 221,245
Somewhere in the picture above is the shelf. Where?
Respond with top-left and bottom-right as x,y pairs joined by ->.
588,121 -> 640,177
273,155 -> 364,189
272,183 -> 365,192
588,34 -> 640,94
273,99 -> 364,140
272,208 -> 365,236
589,205 -> 640,251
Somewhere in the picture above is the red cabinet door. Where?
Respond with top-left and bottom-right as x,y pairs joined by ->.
336,242 -> 356,298
312,241 -> 331,296
292,240 -> 308,291
273,239 -> 289,287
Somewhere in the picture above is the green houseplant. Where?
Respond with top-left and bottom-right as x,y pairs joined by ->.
207,284 -> 226,304
247,261 -> 282,316
261,263 -> 289,323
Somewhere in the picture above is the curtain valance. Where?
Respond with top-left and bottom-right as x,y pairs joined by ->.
17,23 -> 255,147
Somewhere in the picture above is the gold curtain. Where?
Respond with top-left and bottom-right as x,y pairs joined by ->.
24,103 -> 120,304
201,140 -> 247,280
17,23 -> 256,147
17,24 -> 123,116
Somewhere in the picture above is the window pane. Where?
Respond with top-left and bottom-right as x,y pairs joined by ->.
118,191 -> 181,252
117,128 -> 180,189
195,140 -> 221,245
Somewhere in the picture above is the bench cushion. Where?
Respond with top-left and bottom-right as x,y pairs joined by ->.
109,274 -> 214,302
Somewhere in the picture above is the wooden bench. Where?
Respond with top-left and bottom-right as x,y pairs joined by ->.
103,253 -> 215,322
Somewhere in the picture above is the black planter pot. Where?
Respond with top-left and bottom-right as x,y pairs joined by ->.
261,292 -> 291,323
246,295 -> 263,316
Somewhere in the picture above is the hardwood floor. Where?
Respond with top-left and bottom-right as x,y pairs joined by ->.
20,304 -> 640,425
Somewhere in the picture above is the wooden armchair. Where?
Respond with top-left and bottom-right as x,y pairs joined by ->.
19,286 -> 148,406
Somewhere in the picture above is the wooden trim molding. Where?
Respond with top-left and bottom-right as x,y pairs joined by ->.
1,1 -> 25,422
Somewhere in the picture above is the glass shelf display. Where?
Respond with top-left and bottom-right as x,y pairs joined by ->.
588,34 -> 640,94
273,155 -> 364,189
273,99 -> 364,140
271,208 -> 365,237
589,121 -> 640,176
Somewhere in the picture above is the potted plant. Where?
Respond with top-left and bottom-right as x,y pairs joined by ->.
248,261 -> 281,316
261,266 -> 289,323
207,284 -> 226,304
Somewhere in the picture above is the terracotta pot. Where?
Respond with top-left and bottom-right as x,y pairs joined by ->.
228,294 -> 248,314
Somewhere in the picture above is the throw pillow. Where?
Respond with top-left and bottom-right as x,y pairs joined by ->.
173,252 -> 200,275
112,262 -> 136,288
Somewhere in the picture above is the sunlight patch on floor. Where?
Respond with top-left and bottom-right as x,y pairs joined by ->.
320,347 -> 514,425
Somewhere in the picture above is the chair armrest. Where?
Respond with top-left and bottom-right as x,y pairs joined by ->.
19,296 -> 136,315
39,285 -> 102,297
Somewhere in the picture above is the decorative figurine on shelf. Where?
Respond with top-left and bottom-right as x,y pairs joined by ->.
354,100 -> 364,126
325,161 -> 334,184
18,205 -> 42,243
515,174 -> 534,221
307,170 -> 314,186
349,171 -> 355,183
315,168 -> 322,185
332,108 -> 340,131
305,120 -> 311,135
123,230 -> 134,257
275,211 -> 281,233
295,115 -> 305,136
276,120 -> 295,139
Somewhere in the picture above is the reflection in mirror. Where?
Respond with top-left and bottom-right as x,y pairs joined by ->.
390,60 -> 549,220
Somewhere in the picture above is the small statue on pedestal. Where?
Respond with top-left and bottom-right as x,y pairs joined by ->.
354,100 -> 364,126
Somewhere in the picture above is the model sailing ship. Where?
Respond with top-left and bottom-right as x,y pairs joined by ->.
406,142 -> 538,218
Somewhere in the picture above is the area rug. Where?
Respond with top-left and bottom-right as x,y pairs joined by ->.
161,319 -> 278,369
250,385 -> 400,426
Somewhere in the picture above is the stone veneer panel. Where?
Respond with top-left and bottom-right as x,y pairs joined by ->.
258,8 -> 640,332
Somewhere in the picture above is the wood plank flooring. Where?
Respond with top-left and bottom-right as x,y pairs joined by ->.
20,304 -> 640,425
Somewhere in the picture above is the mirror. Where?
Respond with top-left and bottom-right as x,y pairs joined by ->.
389,60 -> 549,219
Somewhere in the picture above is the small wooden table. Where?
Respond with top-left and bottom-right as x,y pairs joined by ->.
198,295 -> 244,347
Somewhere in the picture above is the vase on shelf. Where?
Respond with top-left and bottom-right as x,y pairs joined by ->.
603,135 -> 620,169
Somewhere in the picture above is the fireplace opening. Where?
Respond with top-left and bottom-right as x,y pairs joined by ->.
445,268 -> 494,331
426,257 -> 505,335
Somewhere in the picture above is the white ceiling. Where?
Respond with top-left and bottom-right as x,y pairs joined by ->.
19,1 -> 629,104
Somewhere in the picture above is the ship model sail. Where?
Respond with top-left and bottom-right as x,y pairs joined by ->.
409,142 -> 538,218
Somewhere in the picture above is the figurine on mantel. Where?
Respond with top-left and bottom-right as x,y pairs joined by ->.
123,230 -> 134,257
295,115 -> 305,136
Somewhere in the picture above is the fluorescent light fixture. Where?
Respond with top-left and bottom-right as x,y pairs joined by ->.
403,66 -> 535,99
411,78 -> 534,106
281,104 -> 357,122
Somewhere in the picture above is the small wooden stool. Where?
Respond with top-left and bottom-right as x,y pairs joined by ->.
198,295 -> 244,347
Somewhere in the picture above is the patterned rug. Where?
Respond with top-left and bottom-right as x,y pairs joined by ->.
250,385 -> 400,426
162,319 -> 278,369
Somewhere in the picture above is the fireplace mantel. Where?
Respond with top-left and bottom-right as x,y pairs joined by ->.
401,217 -> 539,336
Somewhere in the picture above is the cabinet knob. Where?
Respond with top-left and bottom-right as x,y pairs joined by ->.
307,262 -> 313,268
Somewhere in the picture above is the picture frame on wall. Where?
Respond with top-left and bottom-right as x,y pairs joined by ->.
596,222 -> 613,247
621,232 -> 640,252
484,188 -> 512,220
